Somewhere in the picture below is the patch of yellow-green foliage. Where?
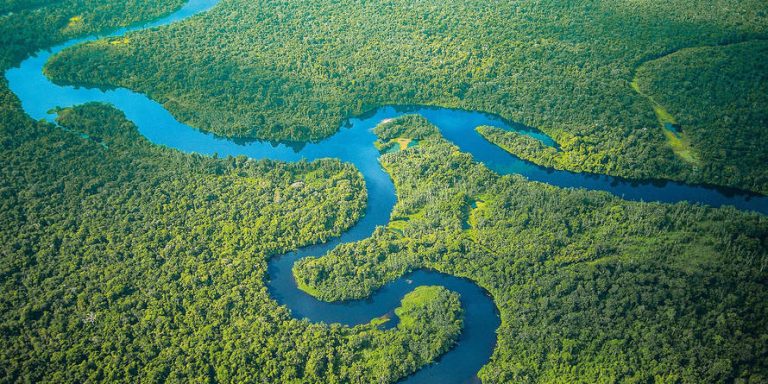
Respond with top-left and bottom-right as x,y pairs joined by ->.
294,273 -> 323,297
370,314 -> 391,327
395,137 -> 412,150
467,199 -> 487,234
395,286 -> 459,329
66,15 -> 82,27
631,77 -> 700,165
387,219 -> 408,235
109,37 -> 130,45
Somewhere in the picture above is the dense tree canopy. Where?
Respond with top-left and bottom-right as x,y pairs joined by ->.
634,40 -> 768,194
1,4 -> 462,381
296,116 -> 768,383
0,103 -> 465,383
2,0 -> 768,382
44,0 -> 768,192
0,0 -> 185,69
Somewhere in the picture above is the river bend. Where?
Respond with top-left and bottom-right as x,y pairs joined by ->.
5,0 -> 767,382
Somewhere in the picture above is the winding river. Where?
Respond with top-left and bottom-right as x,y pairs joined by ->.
5,0 -> 768,382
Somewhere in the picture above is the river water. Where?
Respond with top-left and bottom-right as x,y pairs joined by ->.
5,0 -> 767,382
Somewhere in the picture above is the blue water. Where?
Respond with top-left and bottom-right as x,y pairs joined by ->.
5,0 -> 768,382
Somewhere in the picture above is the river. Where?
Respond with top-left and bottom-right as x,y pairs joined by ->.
5,0 -> 767,382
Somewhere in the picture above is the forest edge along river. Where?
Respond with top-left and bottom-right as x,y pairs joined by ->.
5,0 -> 768,382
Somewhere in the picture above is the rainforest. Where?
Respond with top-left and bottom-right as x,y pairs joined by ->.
1,0 -> 767,383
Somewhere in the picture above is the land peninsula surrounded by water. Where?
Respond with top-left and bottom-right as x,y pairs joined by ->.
1,0 -> 767,383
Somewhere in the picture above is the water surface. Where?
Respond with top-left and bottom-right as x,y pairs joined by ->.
5,1 -> 767,382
